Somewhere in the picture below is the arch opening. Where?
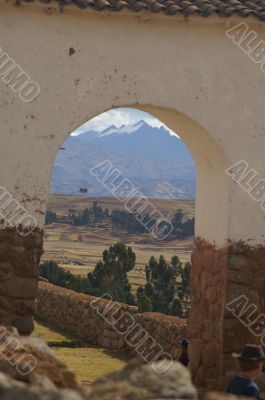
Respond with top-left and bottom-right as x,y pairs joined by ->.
39,105 -> 230,389
48,104 -> 229,247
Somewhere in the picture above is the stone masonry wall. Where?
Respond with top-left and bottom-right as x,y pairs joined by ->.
0,229 -> 43,335
188,239 -> 265,391
224,243 -> 265,378
36,282 -> 186,360
188,239 -> 227,390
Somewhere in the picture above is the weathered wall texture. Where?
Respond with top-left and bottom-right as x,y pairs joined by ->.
0,4 -> 265,247
36,282 -> 186,359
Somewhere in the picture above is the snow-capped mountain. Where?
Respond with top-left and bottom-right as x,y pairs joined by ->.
51,120 -> 196,199
98,121 -> 145,136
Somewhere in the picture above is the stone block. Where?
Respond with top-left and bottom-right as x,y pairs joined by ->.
202,342 -> 218,368
226,283 -> 259,306
12,299 -> 36,316
0,262 -> 13,280
228,270 -> 254,286
13,234 -> 43,248
0,246 -> 12,262
202,320 -> 215,342
193,365 -> 205,387
200,270 -> 209,292
11,316 -> 34,335
205,286 -> 217,304
0,284 -> 6,296
14,262 -> 39,277
201,247 -> 218,272
189,339 -> 202,370
8,276 -> 38,299
228,255 -> 248,270
0,296 -> 11,317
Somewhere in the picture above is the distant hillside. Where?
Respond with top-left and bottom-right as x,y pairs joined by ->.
51,121 -> 196,199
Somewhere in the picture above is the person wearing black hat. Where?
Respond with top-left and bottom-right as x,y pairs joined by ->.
227,344 -> 265,400
178,339 -> 189,367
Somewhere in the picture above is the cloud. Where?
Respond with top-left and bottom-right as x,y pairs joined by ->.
71,108 -> 178,137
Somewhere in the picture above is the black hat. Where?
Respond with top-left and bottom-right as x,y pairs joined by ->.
232,345 -> 265,361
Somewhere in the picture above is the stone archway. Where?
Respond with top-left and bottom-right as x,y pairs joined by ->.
0,104 -> 263,390
0,103 -> 230,387
0,3 -> 265,389
36,105 -> 265,389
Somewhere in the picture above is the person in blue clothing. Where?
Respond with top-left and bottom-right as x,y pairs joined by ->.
227,344 -> 265,400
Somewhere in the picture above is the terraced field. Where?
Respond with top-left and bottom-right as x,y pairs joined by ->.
43,194 -> 195,293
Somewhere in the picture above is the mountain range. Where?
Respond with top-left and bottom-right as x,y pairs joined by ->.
51,120 -> 196,199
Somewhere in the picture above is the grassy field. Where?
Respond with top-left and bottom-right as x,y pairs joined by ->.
33,321 -> 128,385
43,194 -> 195,293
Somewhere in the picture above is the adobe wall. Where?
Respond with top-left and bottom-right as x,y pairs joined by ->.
36,282 -> 186,360
1,3 -> 265,249
0,3 -> 265,391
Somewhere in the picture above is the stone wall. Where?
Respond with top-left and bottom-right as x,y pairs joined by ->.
0,229 -> 43,335
36,282 -> 186,360
188,239 -> 265,391
224,243 -> 265,377
188,239 -> 227,390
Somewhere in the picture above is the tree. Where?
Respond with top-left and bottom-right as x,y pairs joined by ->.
39,260 -> 89,293
183,217 -> 195,237
87,242 -> 136,305
140,255 -> 190,317
177,262 -> 191,317
45,210 -> 57,225
81,208 -> 91,225
172,209 -> 184,229
91,201 -> 105,223
111,209 -> 148,234
169,298 -> 182,316
170,209 -> 195,239
143,255 -> 178,314
137,288 -> 153,312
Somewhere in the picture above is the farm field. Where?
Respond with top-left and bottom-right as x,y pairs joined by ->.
42,194 -> 195,293
33,321 -> 128,385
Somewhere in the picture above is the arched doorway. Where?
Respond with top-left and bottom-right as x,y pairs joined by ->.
42,105 -> 229,388
0,102 -> 261,390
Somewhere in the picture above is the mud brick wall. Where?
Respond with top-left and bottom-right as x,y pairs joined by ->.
36,282 -> 186,358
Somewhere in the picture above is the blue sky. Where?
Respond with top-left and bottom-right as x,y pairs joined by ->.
72,108 -> 177,136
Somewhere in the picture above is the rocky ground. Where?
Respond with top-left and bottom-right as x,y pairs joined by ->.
0,325 -> 261,400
